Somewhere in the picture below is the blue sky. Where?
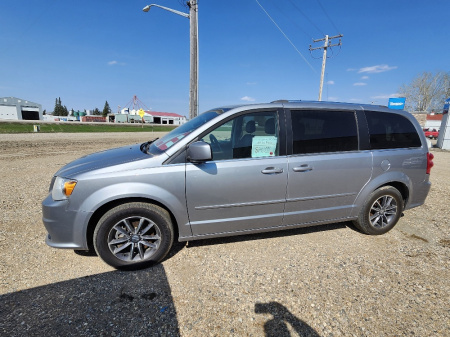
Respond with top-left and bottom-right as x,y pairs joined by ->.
1,0 -> 449,117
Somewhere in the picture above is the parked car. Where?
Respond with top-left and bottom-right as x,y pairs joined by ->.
42,101 -> 433,269
423,128 -> 439,139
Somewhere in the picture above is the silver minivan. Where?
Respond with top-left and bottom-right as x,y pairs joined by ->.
42,101 -> 433,269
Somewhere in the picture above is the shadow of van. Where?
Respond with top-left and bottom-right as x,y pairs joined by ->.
0,265 -> 179,337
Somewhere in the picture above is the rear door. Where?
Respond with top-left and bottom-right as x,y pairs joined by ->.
283,109 -> 372,226
186,109 -> 288,236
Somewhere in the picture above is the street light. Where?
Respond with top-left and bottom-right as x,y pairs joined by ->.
142,4 -> 189,18
143,1 -> 199,120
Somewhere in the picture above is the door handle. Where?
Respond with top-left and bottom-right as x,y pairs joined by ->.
261,167 -> 284,174
293,164 -> 313,172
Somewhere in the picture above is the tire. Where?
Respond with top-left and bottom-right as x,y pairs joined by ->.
353,186 -> 403,235
93,202 -> 174,270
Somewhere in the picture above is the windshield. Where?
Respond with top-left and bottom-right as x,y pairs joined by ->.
148,110 -> 223,155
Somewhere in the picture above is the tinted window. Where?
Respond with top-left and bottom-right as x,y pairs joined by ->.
365,111 -> 421,149
202,111 -> 279,161
291,110 -> 358,154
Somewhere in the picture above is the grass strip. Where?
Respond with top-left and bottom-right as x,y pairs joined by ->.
0,122 -> 177,133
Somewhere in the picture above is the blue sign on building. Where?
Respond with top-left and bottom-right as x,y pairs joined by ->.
443,97 -> 450,114
388,97 -> 406,110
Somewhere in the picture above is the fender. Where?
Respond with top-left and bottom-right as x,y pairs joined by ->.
350,170 -> 412,218
69,182 -> 191,247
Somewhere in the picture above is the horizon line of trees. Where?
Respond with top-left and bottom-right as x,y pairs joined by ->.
51,98 -> 112,117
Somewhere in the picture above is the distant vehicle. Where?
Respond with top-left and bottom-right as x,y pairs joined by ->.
42,101 -> 434,269
423,128 -> 439,139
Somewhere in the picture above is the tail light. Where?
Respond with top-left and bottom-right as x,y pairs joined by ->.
426,152 -> 434,174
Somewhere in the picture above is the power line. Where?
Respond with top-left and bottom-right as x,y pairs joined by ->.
255,0 -> 316,73
271,0 -> 314,40
315,0 -> 341,34
287,0 -> 324,36
178,0 -> 189,10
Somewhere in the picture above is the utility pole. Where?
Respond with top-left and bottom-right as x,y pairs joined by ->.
188,0 -> 199,120
310,34 -> 343,101
143,1 -> 199,120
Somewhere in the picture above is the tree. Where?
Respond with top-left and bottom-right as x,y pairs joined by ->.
102,101 -> 112,117
93,108 -> 101,115
52,97 -> 69,116
52,97 -> 61,116
398,71 -> 450,113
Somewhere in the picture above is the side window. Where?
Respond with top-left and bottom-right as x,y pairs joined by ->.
291,110 -> 358,154
365,111 -> 421,149
202,111 -> 279,161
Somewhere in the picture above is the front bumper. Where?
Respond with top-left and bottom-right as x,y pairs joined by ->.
42,194 -> 91,250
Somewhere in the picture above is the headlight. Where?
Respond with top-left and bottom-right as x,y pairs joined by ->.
52,176 -> 77,201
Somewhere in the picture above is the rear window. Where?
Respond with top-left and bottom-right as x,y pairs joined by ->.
291,110 -> 358,154
365,111 -> 421,149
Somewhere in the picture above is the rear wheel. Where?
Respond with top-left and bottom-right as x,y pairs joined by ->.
94,202 -> 174,270
353,186 -> 403,235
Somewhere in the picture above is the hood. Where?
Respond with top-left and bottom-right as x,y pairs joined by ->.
55,143 -> 160,178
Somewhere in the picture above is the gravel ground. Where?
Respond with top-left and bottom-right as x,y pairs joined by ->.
0,132 -> 449,337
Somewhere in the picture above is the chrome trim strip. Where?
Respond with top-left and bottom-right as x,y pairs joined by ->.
189,211 -> 284,225
286,192 -> 355,203
195,199 -> 285,210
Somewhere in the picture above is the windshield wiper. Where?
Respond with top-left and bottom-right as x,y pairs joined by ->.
140,138 -> 159,153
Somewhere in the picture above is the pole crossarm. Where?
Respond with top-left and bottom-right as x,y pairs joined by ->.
310,41 -> 341,51
312,34 -> 343,43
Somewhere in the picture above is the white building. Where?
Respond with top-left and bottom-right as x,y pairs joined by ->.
146,111 -> 187,125
116,109 -> 186,125
0,97 -> 42,121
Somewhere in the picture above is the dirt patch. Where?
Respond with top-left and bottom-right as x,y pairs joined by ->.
0,133 -> 449,337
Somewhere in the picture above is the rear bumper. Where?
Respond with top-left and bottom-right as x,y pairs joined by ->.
42,194 -> 90,250
405,179 -> 432,210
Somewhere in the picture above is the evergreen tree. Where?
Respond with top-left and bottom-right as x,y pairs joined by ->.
93,108 -> 101,115
53,97 -> 60,115
52,98 -> 59,115
52,97 -> 67,116
102,101 -> 112,117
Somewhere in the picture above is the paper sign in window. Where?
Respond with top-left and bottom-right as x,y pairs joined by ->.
251,136 -> 277,157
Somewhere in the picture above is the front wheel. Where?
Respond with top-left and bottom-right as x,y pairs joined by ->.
353,186 -> 403,235
94,202 -> 174,270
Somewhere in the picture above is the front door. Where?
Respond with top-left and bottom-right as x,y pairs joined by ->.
186,110 -> 288,236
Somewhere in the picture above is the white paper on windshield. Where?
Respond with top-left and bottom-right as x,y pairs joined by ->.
251,136 -> 277,157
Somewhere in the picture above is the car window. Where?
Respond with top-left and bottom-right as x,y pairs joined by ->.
365,111 -> 421,149
202,111 -> 279,161
291,110 -> 358,154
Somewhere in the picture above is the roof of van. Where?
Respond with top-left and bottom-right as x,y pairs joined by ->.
212,100 -> 397,114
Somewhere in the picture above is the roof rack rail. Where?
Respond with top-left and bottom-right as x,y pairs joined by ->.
270,99 -> 302,103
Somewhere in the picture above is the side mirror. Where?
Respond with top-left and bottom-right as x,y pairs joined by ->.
187,141 -> 212,163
